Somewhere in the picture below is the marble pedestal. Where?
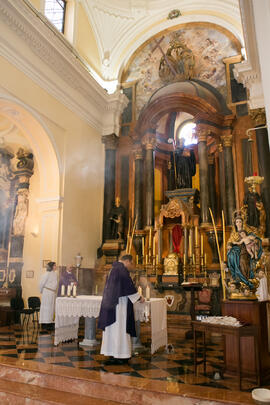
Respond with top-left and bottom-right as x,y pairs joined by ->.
79,317 -> 99,347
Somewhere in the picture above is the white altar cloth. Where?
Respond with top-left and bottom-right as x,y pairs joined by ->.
54,295 -> 167,353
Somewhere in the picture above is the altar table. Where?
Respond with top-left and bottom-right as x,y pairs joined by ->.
54,295 -> 167,354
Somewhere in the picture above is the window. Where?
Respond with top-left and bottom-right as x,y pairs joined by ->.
44,0 -> 66,33
177,121 -> 197,146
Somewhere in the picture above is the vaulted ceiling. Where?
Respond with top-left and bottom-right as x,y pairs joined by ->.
81,0 -> 243,80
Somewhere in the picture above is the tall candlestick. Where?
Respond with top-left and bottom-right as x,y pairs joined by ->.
142,237 -> 145,256
149,228 -> 152,248
184,254 -> 186,266
153,238 -> 156,256
201,234 -> 204,255
189,233 -> 192,258
136,255 -> 138,265
146,254 -> 148,264
192,253 -> 195,265
146,285 -> 150,301
222,210 -> 226,262
195,226 -> 198,245
204,253 -> 207,266
156,254 -> 159,265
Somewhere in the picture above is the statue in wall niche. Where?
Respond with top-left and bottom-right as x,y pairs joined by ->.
108,197 -> 126,240
12,190 -> 28,236
171,138 -> 196,189
244,185 -> 265,231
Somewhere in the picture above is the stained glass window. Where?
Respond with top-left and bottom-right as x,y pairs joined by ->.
44,0 -> 66,33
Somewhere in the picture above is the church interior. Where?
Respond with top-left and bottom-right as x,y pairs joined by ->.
0,0 -> 270,404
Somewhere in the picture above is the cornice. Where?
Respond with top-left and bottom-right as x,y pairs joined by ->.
0,0 -> 127,134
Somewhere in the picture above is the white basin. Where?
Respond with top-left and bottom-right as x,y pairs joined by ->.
252,388 -> 270,404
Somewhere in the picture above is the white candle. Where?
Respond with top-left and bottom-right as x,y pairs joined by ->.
73,285 -> 77,297
61,285 -> 65,296
67,285 -> 71,297
95,284 -> 98,295
138,286 -> 142,296
146,285 -> 150,301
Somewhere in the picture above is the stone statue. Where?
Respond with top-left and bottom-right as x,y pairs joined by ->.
171,138 -> 196,189
244,185 -> 263,229
108,197 -> 126,240
13,190 -> 28,236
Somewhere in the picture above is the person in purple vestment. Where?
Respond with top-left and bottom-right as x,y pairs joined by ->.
98,254 -> 144,365
57,265 -> 78,296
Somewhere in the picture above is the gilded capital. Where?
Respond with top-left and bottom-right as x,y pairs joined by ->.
101,134 -> 118,150
249,108 -> 266,127
208,154 -> 215,165
133,144 -> 143,160
221,134 -> 233,147
142,133 -> 157,150
196,129 -> 208,143
218,143 -> 223,153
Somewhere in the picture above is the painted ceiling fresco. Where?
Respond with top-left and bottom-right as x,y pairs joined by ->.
123,24 -> 240,118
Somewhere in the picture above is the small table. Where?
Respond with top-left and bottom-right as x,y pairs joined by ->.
192,320 -> 260,390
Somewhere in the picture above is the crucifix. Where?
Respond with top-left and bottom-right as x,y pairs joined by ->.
151,37 -> 177,77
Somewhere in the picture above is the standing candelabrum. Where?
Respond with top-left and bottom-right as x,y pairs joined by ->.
141,228 -> 159,273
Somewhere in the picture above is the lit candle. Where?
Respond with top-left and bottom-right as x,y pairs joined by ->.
95,284 -> 98,295
201,234 -> 204,255
146,285 -> 150,301
195,226 -> 198,245
61,285 -> 65,296
138,286 -> 142,296
142,237 -> 145,256
73,285 -> 77,297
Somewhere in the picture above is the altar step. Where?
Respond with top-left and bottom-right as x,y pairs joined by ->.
0,378 -> 120,404
0,357 -> 254,405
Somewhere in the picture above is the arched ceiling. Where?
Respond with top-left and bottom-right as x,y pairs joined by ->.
81,0 -> 243,81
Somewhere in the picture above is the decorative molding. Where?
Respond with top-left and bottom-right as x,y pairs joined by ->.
233,0 -> 264,109
221,134 -> 233,147
0,0 -> 127,135
101,134 -> 119,150
249,107 -> 266,127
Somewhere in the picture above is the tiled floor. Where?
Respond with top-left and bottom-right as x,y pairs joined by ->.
0,321 -> 267,394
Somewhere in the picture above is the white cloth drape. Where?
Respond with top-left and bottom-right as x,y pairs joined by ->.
100,292 -> 140,358
39,271 -> 58,324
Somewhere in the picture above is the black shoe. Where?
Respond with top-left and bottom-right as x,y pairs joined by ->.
103,357 -> 127,365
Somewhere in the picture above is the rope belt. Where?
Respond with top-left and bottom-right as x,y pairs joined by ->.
44,286 -> 56,293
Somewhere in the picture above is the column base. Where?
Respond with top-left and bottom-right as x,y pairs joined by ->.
79,339 -> 99,347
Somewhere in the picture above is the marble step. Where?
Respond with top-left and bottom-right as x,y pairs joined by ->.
0,357 -> 254,405
0,377 -> 122,404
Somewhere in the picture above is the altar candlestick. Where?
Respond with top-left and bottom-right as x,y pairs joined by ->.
189,234 -> 192,258
61,285 -> 65,296
192,253 -> 195,265
138,286 -> 142,296
146,254 -> 148,264
184,254 -> 186,266
201,234 -> 204,255
153,238 -> 156,256
73,285 -> 77,297
156,254 -> 159,265
195,226 -> 198,245
136,255 -> 138,265
142,237 -> 145,256
146,285 -> 150,301
149,228 -> 152,248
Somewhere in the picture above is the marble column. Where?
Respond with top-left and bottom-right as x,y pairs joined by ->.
221,134 -> 236,225
197,129 -> 210,224
208,154 -> 217,221
142,132 -> 156,228
134,145 -> 143,230
101,134 -> 118,241
218,144 -> 227,223
250,108 -> 270,237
